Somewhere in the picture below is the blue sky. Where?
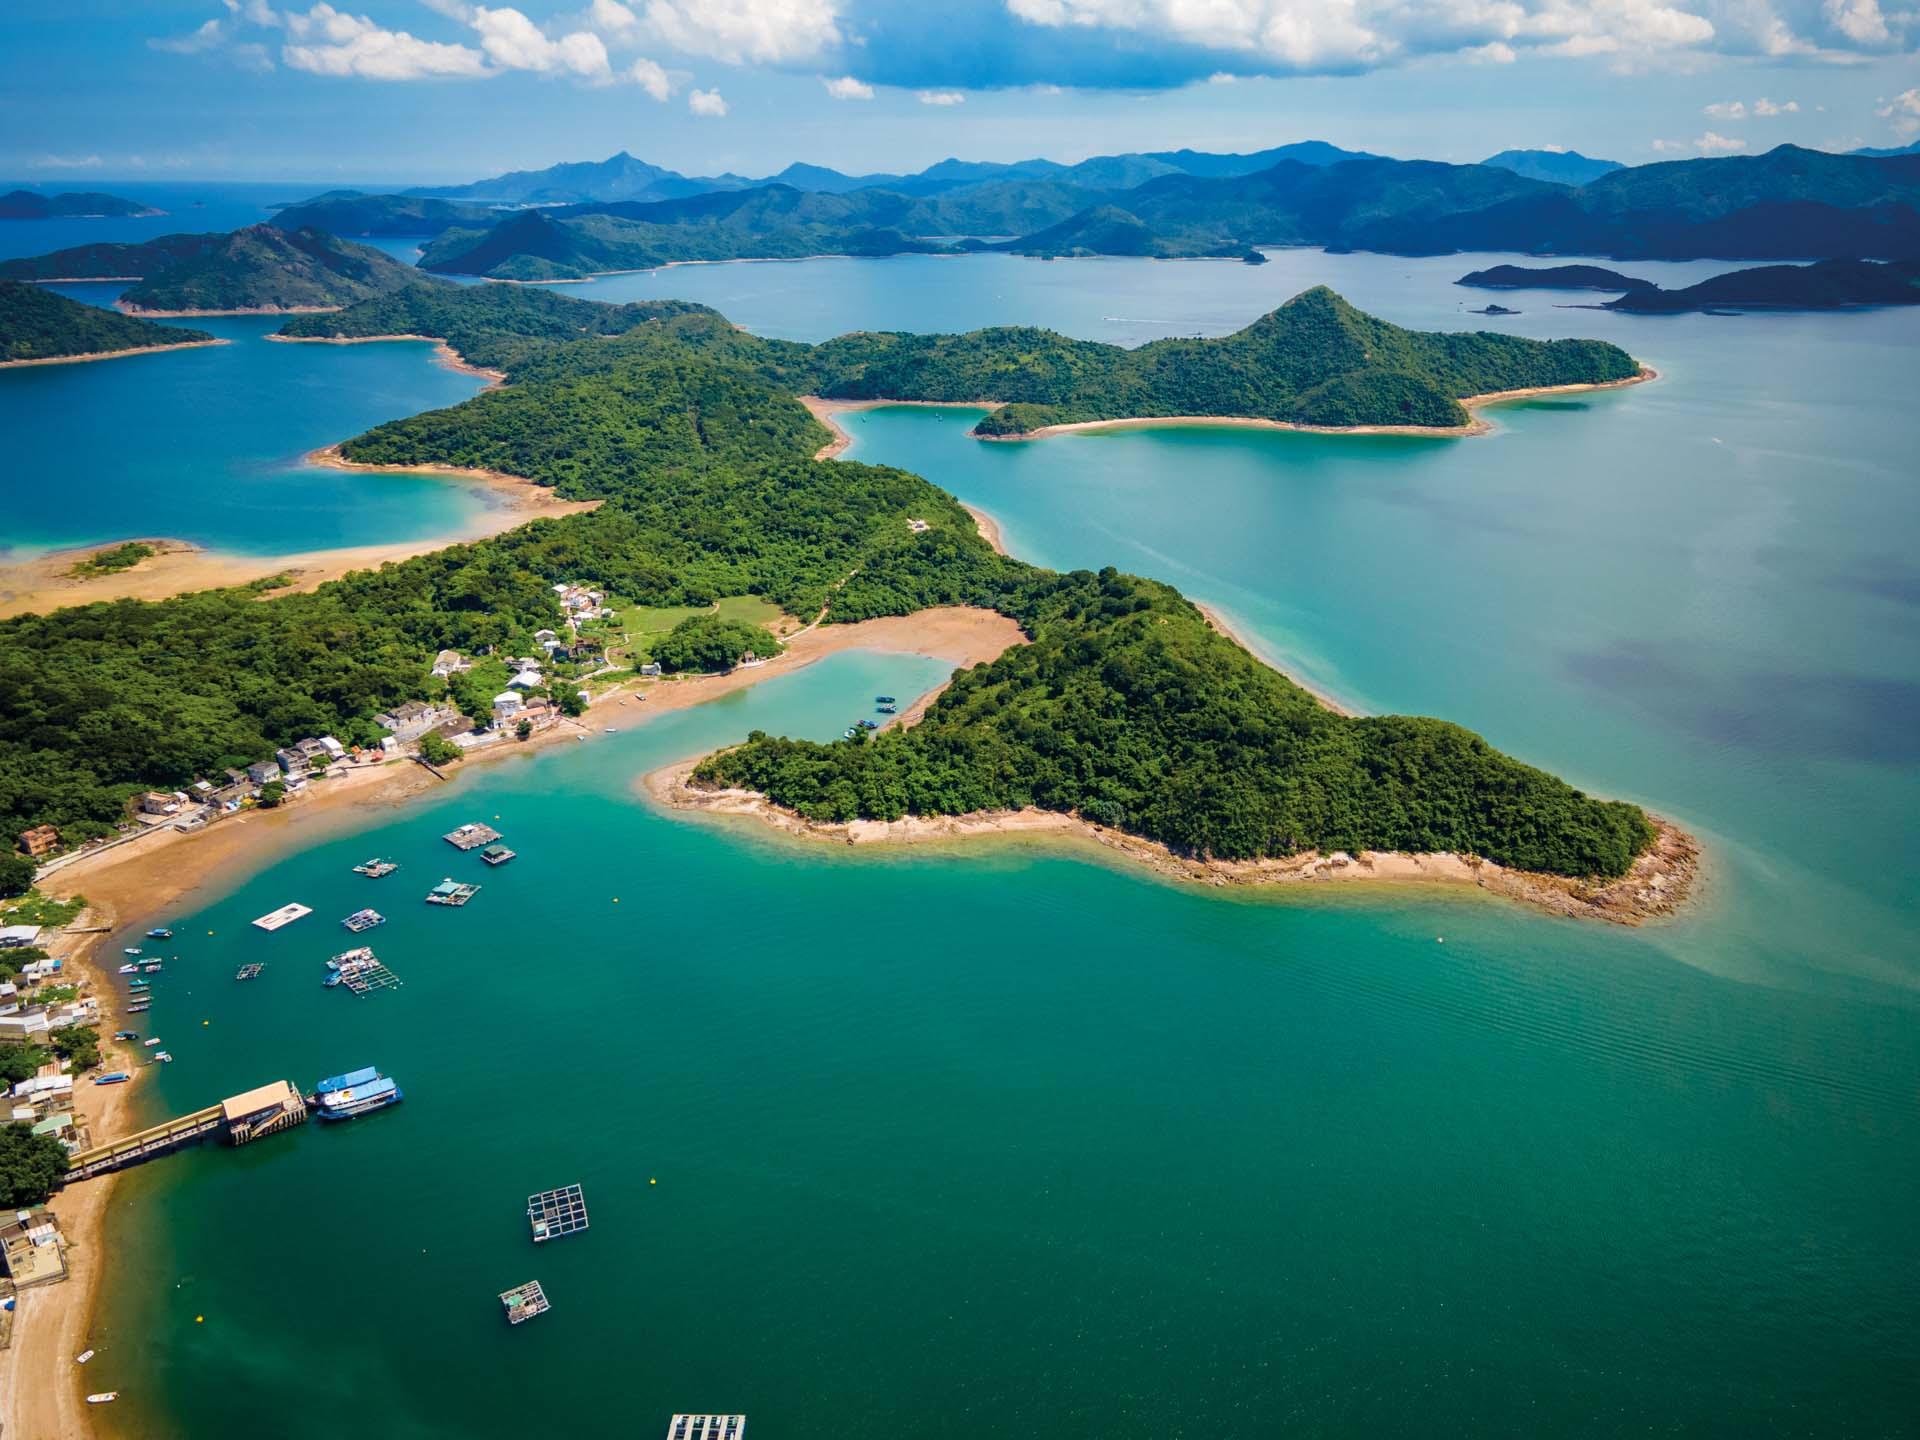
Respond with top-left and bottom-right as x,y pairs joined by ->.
3,0 -> 1916,182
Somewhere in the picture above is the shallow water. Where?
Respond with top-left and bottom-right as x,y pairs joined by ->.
44,244 -> 1920,1437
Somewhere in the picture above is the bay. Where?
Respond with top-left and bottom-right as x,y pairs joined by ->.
37,243 -> 1919,1437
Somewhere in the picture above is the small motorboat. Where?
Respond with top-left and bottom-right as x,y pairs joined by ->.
604,726 -> 617,734
146,927 -> 172,939
141,961 -> 164,973
875,695 -> 896,704
143,1037 -> 162,1047
123,947 -> 142,956
877,704 -> 898,714
118,964 -> 138,975
151,1051 -> 173,1063
86,1393 -> 118,1405
113,1030 -> 138,1041
76,1349 -> 95,1364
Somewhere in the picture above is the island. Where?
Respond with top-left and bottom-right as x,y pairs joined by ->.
0,281 -> 218,366
1457,264 -> 1654,291
1604,257 -> 1920,313
0,232 -> 225,283
0,188 -> 163,220
114,224 -> 438,315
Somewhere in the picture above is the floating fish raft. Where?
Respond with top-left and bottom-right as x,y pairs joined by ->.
324,947 -> 403,995
235,963 -> 265,982
443,823 -> 502,851
341,908 -> 385,934
425,879 -> 480,907
528,1184 -> 589,1243
480,845 -> 516,867
352,859 -> 399,878
499,1281 -> 549,1325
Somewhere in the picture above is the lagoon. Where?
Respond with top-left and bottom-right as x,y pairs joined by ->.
32,245 -> 1920,1436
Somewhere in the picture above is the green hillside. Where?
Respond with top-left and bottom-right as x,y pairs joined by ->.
117,225 -> 439,313
0,281 -> 213,363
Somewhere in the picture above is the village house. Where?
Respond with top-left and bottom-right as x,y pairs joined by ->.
12,1073 -> 74,1107
507,670 -> 543,691
0,1008 -> 52,1041
431,648 -> 471,678
17,824 -> 58,858
639,662 -> 663,678
0,925 -> 42,950
276,737 -> 345,776
374,699 -> 455,743
137,790 -> 185,817
0,1210 -> 67,1288
492,690 -> 524,727
245,759 -> 281,786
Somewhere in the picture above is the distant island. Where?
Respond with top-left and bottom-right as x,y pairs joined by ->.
1470,304 -> 1519,316
1458,264 -> 1654,291
1604,257 -> 1920,313
357,144 -> 1920,276
0,280 -> 216,365
115,225 -> 438,315
0,232 -> 225,282
0,188 -> 163,220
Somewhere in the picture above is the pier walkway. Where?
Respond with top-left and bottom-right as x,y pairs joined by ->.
63,1105 -> 223,1183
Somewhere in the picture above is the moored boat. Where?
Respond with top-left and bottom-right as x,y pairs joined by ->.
146,927 -> 172,939
123,948 -> 141,956
76,1349 -> 95,1364
151,1051 -> 173,1063
86,1392 -> 118,1405
118,963 -> 137,974
93,1073 -> 130,1086
308,1065 -> 403,1120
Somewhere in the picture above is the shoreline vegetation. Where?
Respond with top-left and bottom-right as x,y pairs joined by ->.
646,757 -> 1699,925
0,336 -> 228,369
266,330 -> 508,383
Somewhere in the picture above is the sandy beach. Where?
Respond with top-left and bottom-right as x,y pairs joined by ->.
804,368 -> 1656,449
114,302 -> 341,318
647,758 -> 1700,928
0,467 -> 595,620
0,338 -> 229,369
266,332 -> 507,385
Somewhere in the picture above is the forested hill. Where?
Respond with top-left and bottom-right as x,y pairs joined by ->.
1,281 -> 214,364
240,284 -> 1661,879
116,225 -> 437,314
0,232 -> 225,282
1604,257 -> 1920,312
293,283 -> 1637,438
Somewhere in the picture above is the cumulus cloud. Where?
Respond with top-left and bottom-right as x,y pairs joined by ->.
469,5 -> 612,80
1752,96 -> 1799,114
1696,129 -> 1748,152
646,0 -> 841,64
30,154 -> 105,169
151,18 -> 229,53
282,4 -> 490,78
1878,86 -> 1920,137
627,56 -> 673,98
1704,99 -> 1747,117
824,74 -> 874,98
587,0 -> 639,31
687,86 -> 728,115
916,88 -> 966,104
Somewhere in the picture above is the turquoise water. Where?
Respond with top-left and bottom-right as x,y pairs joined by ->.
50,248 -> 1920,1435
0,297 -> 489,560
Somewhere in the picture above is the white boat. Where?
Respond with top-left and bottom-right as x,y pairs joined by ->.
143,1037 -> 162,1047
123,947 -> 142,956
604,726 -> 616,734
151,1051 -> 173,1063
76,1349 -> 95,1364
86,1393 -> 118,1405
118,964 -> 138,974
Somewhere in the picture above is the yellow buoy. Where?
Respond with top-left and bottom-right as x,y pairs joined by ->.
649,1178 -> 657,1185
195,1315 -> 204,1323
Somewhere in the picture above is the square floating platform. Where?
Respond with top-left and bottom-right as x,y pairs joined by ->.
667,1416 -> 746,1440
528,1183 -> 588,1243
499,1280 -> 549,1325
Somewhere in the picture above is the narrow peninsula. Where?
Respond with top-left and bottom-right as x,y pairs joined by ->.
0,280 -> 218,366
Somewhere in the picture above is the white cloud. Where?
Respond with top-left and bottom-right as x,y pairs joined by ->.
1824,0 -> 1890,43
30,154 -> 105,169
1878,86 -> 1920,137
1461,40 -> 1517,62
993,0 -> 1918,71
588,0 -> 638,31
627,56 -> 673,98
470,5 -> 612,80
1696,129 -> 1749,152
687,86 -> 728,115
644,0 -> 841,65
151,18 -> 228,53
1206,70 -> 1238,82
917,88 -> 966,104
824,74 -> 874,98
281,5 -> 489,78
223,0 -> 281,22
1752,96 -> 1798,114
1704,99 -> 1746,117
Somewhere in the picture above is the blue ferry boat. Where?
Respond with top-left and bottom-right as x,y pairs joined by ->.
309,1066 -> 403,1120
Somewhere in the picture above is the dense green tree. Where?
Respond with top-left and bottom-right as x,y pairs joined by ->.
0,1045 -> 49,1086
651,616 -> 784,674
0,853 -> 33,898
0,1124 -> 67,1207
49,1025 -> 99,1071
417,733 -> 462,766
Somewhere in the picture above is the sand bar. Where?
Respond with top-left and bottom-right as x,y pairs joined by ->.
0,338 -> 229,369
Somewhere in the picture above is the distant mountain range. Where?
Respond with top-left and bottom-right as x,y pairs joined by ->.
1851,140 -> 1920,158
0,188 -> 164,220
402,143 -> 1383,207
1604,257 -> 1920,312
274,144 -> 1920,278
1480,150 -> 1624,185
